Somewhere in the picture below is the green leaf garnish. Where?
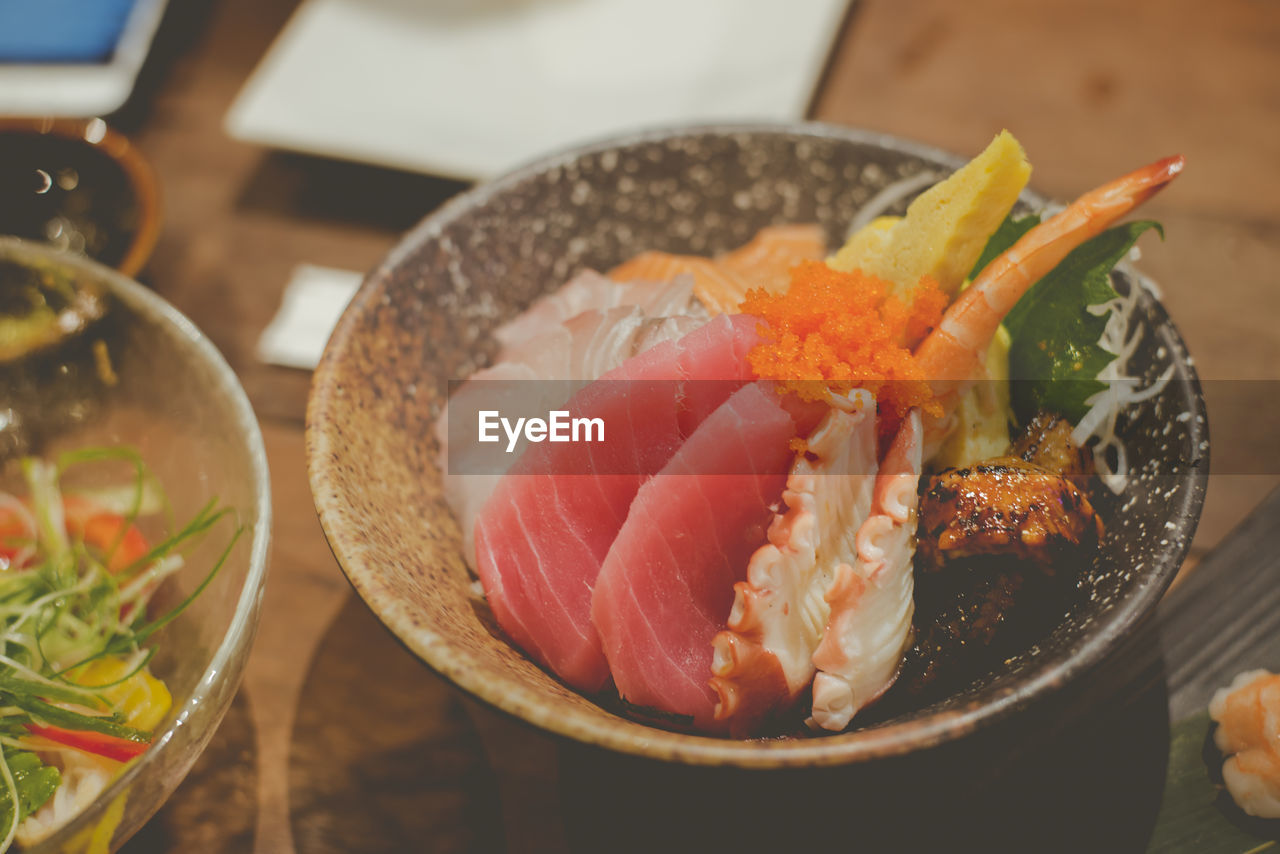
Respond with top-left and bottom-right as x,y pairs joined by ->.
0,445 -> 240,849
5,694 -> 149,743
1147,712 -> 1280,853
1002,220 -> 1163,424
968,212 -> 1041,281
0,748 -> 59,841
0,674 -> 97,708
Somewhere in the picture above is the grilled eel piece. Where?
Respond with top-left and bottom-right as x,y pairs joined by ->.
918,413 -> 1103,570
893,415 -> 1102,699
1009,411 -> 1093,478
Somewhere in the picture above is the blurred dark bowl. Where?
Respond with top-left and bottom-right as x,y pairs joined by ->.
0,118 -> 161,277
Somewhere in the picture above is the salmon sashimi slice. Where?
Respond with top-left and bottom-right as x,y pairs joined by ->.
473,314 -> 762,692
718,224 -> 827,294
611,252 -> 751,317
590,382 -> 825,732
610,224 -> 826,316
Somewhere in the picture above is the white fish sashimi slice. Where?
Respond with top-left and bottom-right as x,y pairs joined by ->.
709,389 -> 877,737
436,362 -> 545,569
491,306 -> 704,383
494,270 -> 698,349
810,408 -> 922,732
563,307 -> 703,381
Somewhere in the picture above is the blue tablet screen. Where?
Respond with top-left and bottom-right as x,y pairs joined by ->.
0,0 -> 141,63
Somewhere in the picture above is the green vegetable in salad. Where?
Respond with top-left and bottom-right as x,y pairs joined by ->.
0,750 -> 59,836
0,447 -> 240,850
0,259 -> 107,365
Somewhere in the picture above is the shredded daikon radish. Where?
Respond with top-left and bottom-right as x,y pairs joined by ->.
1071,272 -> 1175,493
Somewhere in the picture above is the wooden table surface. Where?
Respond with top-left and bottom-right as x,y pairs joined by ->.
90,0 -> 1279,851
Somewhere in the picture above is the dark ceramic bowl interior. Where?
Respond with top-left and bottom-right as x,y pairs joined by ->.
307,124 -> 1208,768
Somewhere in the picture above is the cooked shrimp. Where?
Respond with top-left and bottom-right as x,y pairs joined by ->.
913,155 -> 1185,434
1209,669 -> 1280,819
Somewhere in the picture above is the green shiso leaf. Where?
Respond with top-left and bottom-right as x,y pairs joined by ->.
1147,712 -> 1280,853
968,212 -> 1041,281
1002,219 -> 1163,425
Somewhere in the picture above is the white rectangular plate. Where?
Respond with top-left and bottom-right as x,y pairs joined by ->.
225,0 -> 850,181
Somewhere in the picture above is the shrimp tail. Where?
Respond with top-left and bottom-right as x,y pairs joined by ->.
914,154 -> 1185,424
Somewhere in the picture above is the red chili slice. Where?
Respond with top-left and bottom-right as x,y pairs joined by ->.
26,723 -> 150,762
0,505 -> 33,568
60,495 -> 150,574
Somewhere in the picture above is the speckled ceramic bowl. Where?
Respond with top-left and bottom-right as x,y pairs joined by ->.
307,124 -> 1207,768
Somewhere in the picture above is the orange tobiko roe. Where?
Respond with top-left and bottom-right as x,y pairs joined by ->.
741,261 -> 946,434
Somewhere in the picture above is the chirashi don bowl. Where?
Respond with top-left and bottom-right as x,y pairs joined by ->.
306,123 -> 1206,768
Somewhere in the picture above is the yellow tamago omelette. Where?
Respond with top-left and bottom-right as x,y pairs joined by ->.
829,131 -> 1030,464
829,130 -> 1031,301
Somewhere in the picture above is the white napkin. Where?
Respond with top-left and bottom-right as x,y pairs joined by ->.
256,264 -> 363,370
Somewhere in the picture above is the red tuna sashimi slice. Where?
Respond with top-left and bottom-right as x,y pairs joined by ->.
474,314 -> 762,692
590,382 -> 817,731
438,308 -> 703,569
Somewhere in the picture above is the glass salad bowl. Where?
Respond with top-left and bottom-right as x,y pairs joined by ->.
0,237 -> 270,851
